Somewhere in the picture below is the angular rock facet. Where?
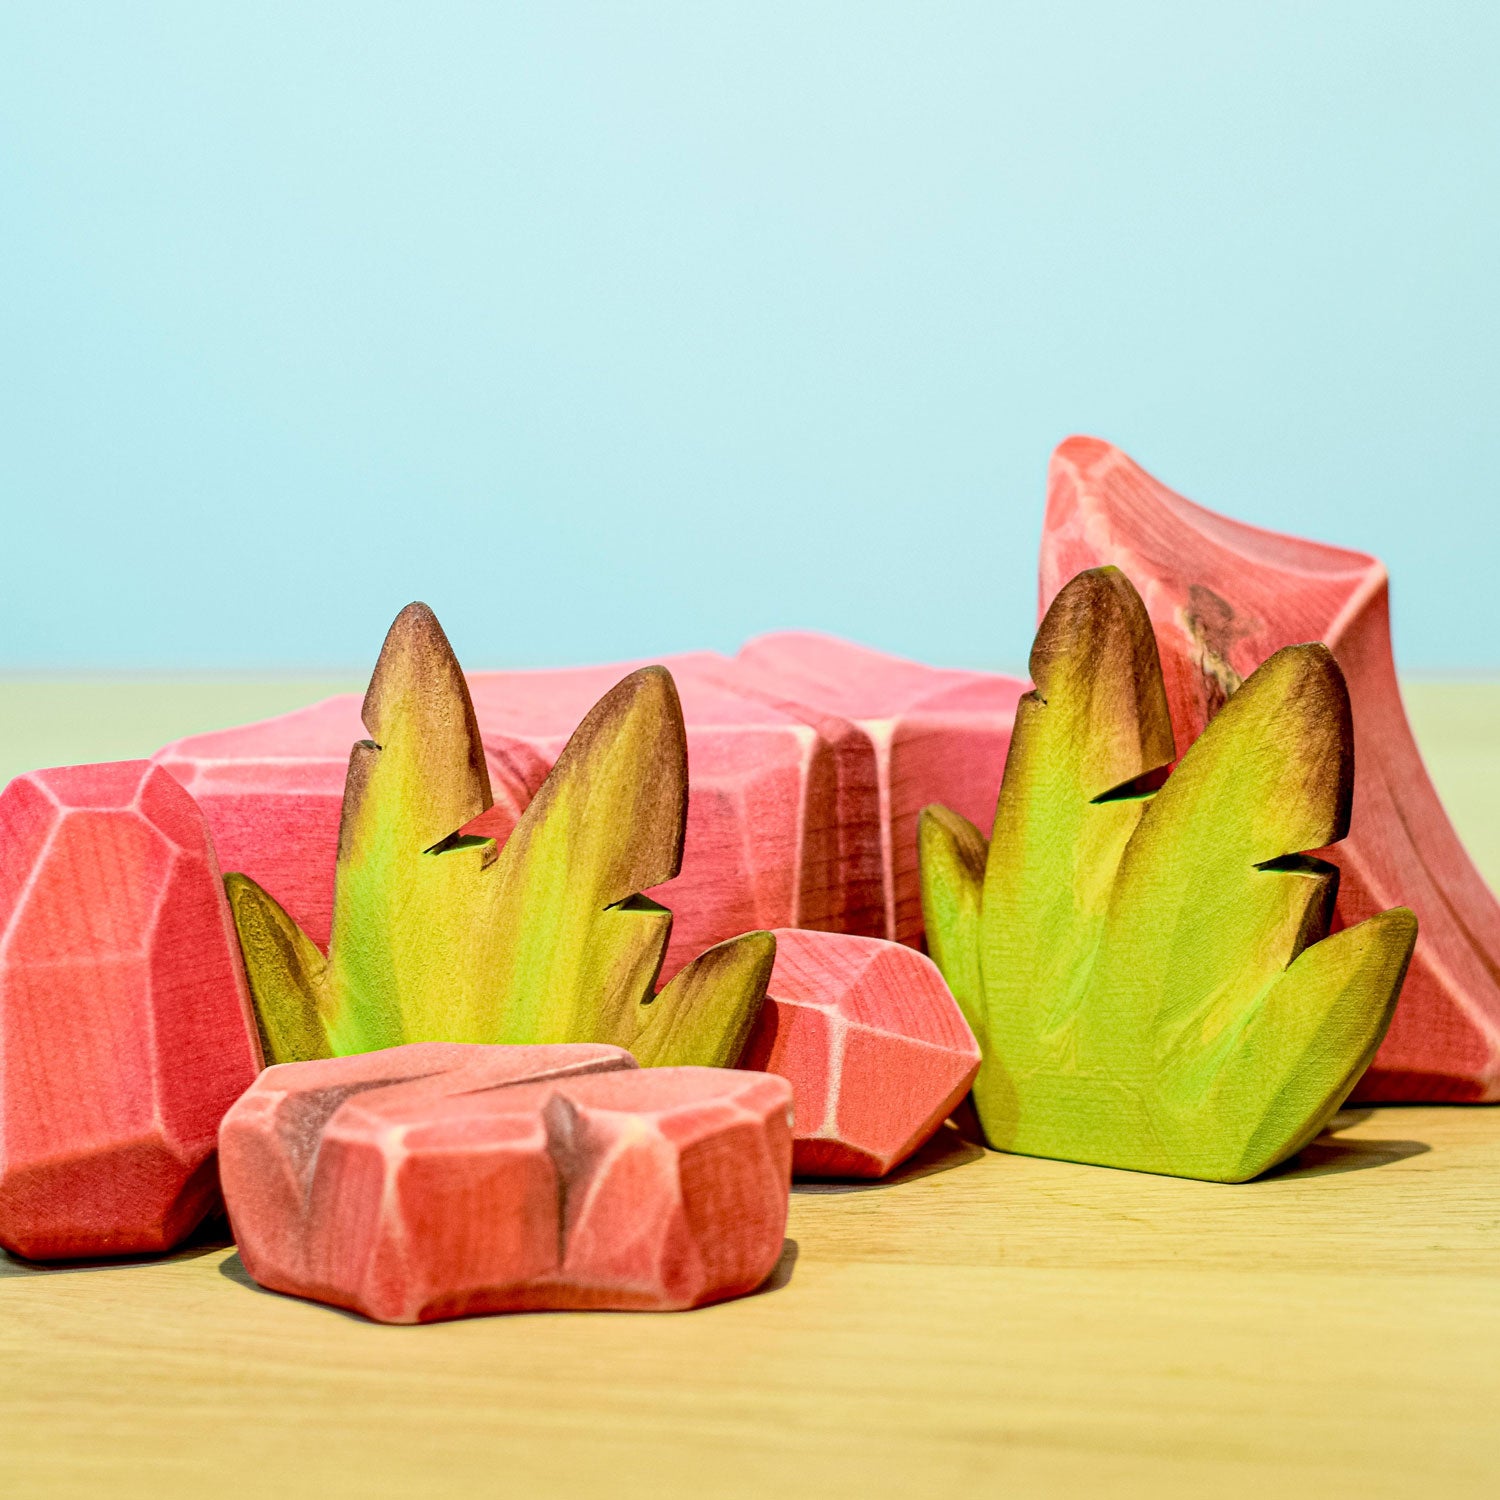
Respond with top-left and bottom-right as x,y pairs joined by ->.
725,634 -> 1026,946
743,929 -> 980,1177
0,761 -> 260,1260
1041,436 -> 1500,1101
219,1043 -> 793,1322
160,652 -> 884,980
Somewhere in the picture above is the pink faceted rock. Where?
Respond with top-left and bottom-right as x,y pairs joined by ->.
0,761 -> 260,1260
220,1043 -> 793,1323
743,928 -> 980,1177
725,634 -> 1026,946
468,655 -> 885,976
154,697 -> 535,954
160,653 -> 886,979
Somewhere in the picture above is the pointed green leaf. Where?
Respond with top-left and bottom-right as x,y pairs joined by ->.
226,604 -> 764,1069
917,804 -> 987,1040
223,872 -> 331,1064
632,930 -> 776,1068
922,566 -> 1417,1181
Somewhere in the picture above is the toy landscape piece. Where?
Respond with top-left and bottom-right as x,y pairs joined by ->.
225,604 -> 772,1067
1041,436 -> 1500,1102
159,651 -> 885,979
219,1042 -> 793,1323
467,657 -> 886,973
741,928 -> 979,1177
716,634 -> 1026,947
0,761 -> 260,1260
919,567 -> 1418,1182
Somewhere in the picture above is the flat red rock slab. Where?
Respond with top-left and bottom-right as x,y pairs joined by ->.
1041,435 -> 1500,1101
743,929 -> 980,1177
724,634 -> 1026,946
220,1043 -> 793,1323
0,761 -> 260,1260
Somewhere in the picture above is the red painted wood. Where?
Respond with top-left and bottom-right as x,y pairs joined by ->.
725,634 -> 1026,946
742,929 -> 980,1177
467,654 -> 885,975
220,1042 -> 792,1322
1041,435 -> 1500,1102
159,653 -> 886,978
0,761 -> 260,1260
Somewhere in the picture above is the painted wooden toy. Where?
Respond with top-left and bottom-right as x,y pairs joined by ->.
741,928 -> 979,1177
225,604 -> 773,1066
919,566 -> 1418,1182
711,634 -> 1026,947
159,653 -> 886,980
0,761 -> 260,1260
467,656 -> 886,973
1040,435 -> 1500,1102
219,1042 -> 793,1322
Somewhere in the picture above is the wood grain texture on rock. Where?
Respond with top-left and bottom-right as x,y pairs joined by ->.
714,634 -> 1026,948
161,651 -> 881,980
742,928 -> 979,1177
919,567 -> 1418,1183
0,761 -> 260,1259
1040,436 -> 1500,1102
219,1042 -> 793,1323
225,605 -> 771,1069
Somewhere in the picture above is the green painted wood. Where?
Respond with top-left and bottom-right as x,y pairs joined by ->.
919,567 -> 1418,1182
225,604 -> 770,1066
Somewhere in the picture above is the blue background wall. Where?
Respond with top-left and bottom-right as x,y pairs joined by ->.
3,3 -> 1496,671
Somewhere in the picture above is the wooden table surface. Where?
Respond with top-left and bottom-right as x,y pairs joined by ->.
2,678 -> 1497,1498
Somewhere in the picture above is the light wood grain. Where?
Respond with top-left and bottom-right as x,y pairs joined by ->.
2,680 -> 1499,1498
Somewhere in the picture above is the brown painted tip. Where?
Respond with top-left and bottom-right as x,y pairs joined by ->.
1032,567 -> 1177,792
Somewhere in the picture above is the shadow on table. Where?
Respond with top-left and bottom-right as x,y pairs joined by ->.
1265,1108 -> 1431,1181
0,1213 -> 235,1278
792,1119 -> 985,1196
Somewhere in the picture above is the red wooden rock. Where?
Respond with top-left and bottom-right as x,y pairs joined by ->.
0,761 -> 260,1260
1041,435 -> 1500,1101
154,696 -> 534,953
219,1043 -> 792,1322
470,654 -> 885,975
725,634 -> 1026,946
742,928 -> 980,1177
162,653 -> 885,979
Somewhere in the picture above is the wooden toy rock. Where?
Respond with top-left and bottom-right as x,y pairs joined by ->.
219,1043 -> 793,1322
157,640 -> 1025,969
742,928 -> 979,1177
1040,436 -> 1500,1101
0,761 -> 260,1260
919,566 -> 1418,1182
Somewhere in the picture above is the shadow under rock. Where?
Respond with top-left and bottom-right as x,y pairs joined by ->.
1266,1130 -> 1431,1182
754,1238 -> 799,1295
792,1121 -> 986,1196
0,1213 -> 235,1278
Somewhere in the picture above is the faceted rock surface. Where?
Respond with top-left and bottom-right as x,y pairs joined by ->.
467,655 -> 883,977
1041,435 -> 1500,1102
743,928 -> 980,1177
160,652 -> 886,979
219,1043 -> 793,1323
0,761 -> 260,1260
725,634 -> 1026,946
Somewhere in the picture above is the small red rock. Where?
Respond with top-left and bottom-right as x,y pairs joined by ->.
219,1043 -> 793,1323
0,761 -> 260,1260
743,928 -> 980,1177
